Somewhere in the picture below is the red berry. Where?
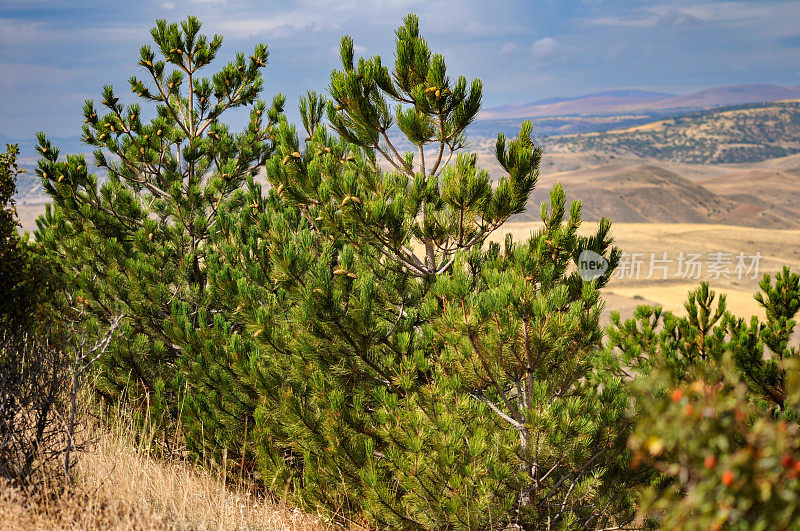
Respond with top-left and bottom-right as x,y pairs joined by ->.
722,470 -> 735,487
671,388 -> 684,402
781,453 -> 794,468
704,455 -> 717,469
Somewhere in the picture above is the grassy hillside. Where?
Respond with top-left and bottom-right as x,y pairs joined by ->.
0,413 -> 335,530
543,100 -> 800,164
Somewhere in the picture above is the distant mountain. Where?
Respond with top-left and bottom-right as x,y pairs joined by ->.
479,84 -> 800,120
643,85 -> 800,112
543,100 -> 800,165
483,90 -> 674,117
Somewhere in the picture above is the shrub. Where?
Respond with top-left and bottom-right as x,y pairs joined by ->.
0,331 -> 71,487
35,14 -> 641,527
607,273 -> 800,528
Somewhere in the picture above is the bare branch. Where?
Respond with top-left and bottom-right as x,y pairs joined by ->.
469,392 -> 524,430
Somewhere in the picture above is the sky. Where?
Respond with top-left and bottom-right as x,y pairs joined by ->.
2,0 -> 800,143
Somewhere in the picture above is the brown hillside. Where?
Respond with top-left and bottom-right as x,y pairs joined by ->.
489,152 -> 800,229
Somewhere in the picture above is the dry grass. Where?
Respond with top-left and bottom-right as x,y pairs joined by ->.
494,222 -> 800,322
0,410 -> 336,530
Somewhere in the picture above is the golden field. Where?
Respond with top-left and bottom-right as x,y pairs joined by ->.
495,222 -> 800,321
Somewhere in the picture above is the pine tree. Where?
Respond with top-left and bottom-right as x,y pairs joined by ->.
426,186 -> 634,526
205,14 -> 637,527
607,273 -> 799,410
273,13 -> 538,279
32,13 -> 642,526
35,16 -> 284,436
729,267 -> 800,408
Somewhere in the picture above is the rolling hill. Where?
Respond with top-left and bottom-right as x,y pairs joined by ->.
542,100 -> 800,164
506,152 -> 800,229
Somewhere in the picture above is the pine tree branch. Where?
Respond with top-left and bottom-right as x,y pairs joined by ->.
428,111 -> 447,176
417,144 -> 426,178
78,313 -> 125,374
538,458 -> 563,484
469,392 -> 523,430
434,255 -> 456,275
523,319 -> 535,416
358,223 -> 429,276
150,73 -> 191,138
379,130 -> 413,176
466,326 -> 523,425
553,473 -> 579,523
536,447 -> 607,508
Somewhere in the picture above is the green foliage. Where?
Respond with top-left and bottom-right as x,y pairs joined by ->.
424,186 -> 635,527
32,13 -> 768,528
608,274 -> 799,410
191,16 -> 637,528
272,14 -> 540,279
629,361 -> 800,529
34,16 -> 284,437
0,144 -> 21,248
0,143 -> 25,329
607,273 -> 800,528
0,144 -> 55,332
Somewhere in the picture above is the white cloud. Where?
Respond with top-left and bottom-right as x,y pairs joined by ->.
531,37 -> 558,60
500,42 -> 518,56
0,18 -> 45,45
655,9 -> 701,27
589,2 -> 800,30
207,11 -> 318,39
677,2 -> 783,23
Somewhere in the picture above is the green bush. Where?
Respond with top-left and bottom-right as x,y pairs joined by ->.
33,14 -> 641,527
194,15 -> 638,527
606,274 -> 800,528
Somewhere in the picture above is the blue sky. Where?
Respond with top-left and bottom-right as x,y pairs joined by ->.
2,0 -> 800,141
